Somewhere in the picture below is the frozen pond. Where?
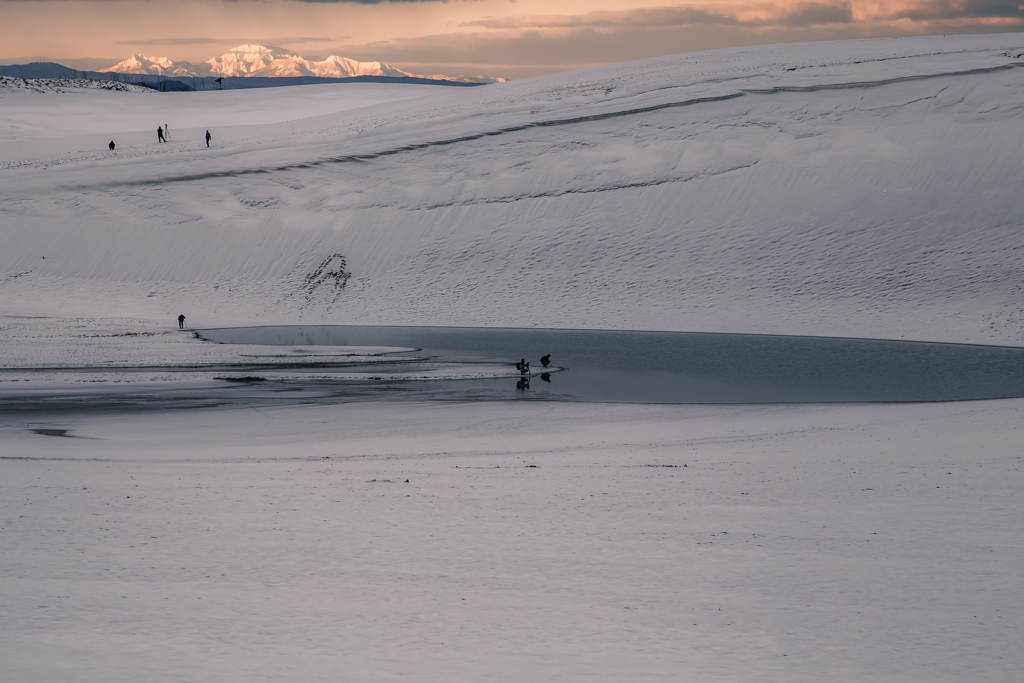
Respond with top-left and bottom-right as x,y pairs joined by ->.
198,325 -> 1024,403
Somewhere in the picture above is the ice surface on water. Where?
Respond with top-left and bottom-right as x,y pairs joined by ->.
198,324 -> 1024,403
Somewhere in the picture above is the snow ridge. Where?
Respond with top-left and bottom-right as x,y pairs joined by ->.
12,58 -> 1022,189
0,76 -> 152,96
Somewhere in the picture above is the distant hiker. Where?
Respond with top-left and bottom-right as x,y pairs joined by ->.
517,358 -> 530,375
108,140 -> 115,151
157,126 -> 165,143
540,354 -> 551,368
205,130 -> 211,148
177,314 -> 185,329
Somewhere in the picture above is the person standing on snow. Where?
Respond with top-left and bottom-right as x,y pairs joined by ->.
157,126 -> 165,143
108,140 -> 115,151
177,314 -> 185,329
205,130 -> 211,148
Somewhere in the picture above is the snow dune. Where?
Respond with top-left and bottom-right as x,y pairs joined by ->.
3,34 -> 1024,683
3,33 -> 1024,344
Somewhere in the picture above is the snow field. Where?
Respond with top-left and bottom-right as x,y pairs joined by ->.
3,33 -> 1024,683
2,399 -> 1022,682
2,33 -> 1024,343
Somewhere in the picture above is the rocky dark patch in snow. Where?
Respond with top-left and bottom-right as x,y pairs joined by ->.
31,428 -> 72,437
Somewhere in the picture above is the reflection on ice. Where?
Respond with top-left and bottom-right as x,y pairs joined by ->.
4,323 -> 1024,413
197,324 -> 1024,404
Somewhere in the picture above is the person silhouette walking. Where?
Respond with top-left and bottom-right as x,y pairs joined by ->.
108,140 -> 115,151
205,130 -> 211,148
177,314 -> 185,329
157,126 -> 165,143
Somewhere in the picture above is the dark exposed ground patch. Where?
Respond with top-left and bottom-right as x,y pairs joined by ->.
31,428 -> 72,437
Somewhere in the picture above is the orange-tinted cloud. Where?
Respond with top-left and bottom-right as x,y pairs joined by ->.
115,36 -> 341,46
459,0 -> 1023,30
2,0 -> 1022,79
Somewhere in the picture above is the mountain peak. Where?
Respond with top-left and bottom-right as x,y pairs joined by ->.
98,54 -> 195,77
100,46 -> 503,83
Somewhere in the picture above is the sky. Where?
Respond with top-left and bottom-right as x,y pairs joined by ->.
2,0 -> 1023,80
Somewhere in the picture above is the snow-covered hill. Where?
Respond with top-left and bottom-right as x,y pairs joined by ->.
0,76 -> 152,96
4,35 -> 1024,683
3,33 -> 1024,344
101,44 -> 504,84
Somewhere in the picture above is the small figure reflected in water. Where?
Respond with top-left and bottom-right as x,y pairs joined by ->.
516,358 -> 530,374
516,377 -> 530,391
540,373 -> 551,383
540,354 -> 551,368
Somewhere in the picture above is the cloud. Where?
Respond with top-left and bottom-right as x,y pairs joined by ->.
342,0 -> 1024,79
0,0 -> 437,2
460,2 -> 859,32
116,36 -> 340,46
888,0 -> 1024,20
3,0 -> 1023,82
277,0 -> 441,3
459,0 -> 1024,32
777,2 -> 853,26
461,7 -> 742,30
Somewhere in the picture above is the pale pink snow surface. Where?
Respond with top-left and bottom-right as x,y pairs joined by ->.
2,33 -> 1024,682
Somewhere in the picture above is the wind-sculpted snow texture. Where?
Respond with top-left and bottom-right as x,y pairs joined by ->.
2,34 -> 1024,344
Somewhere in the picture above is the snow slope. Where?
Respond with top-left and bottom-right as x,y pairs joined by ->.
3,33 -> 1024,344
3,34 -> 1024,683
0,81 -> 443,141
0,76 -> 151,96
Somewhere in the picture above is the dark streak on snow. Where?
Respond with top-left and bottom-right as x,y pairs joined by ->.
10,61 -> 1024,198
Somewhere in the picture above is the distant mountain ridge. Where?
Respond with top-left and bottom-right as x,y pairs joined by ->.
101,45 -> 503,84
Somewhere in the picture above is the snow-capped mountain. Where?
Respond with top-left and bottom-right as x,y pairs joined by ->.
100,45 -> 504,84
97,54 -> 198,78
